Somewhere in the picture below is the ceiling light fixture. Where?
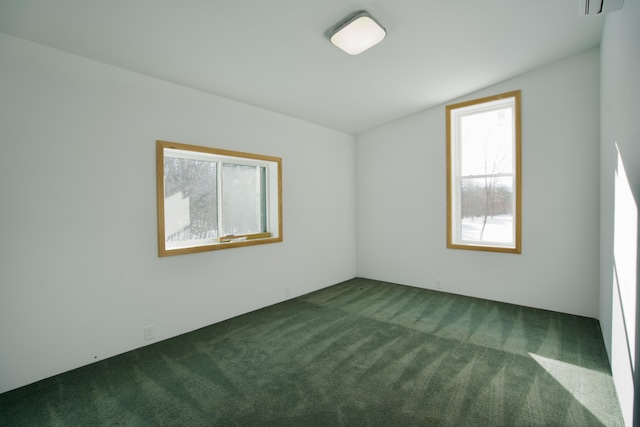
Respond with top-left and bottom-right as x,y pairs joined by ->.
329,11 -> 386,55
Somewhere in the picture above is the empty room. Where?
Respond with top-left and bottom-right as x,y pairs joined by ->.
0,0 -> 638,425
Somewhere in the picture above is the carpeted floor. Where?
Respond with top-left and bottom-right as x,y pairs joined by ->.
0,278 -> 624,426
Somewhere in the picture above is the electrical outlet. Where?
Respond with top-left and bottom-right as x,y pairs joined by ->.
435,279 -> 444,290
144,324 -> 155,341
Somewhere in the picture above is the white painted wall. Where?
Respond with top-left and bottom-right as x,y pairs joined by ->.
599,2 -> 640,425
0,34 -> 356,394
356,49 -> 601,318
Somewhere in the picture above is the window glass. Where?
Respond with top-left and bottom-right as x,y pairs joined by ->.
222,163 -> 266,236
460,108 -> 513,176
460,176 -> 513,245
164,156 -> 218,248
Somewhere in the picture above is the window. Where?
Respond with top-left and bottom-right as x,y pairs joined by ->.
446,91 -> 521,253
156,140 -> 282,256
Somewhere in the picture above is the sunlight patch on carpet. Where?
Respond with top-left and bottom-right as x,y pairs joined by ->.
529,352 -> 614,426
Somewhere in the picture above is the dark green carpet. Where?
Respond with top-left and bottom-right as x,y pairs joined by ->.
0,278 -> 623,426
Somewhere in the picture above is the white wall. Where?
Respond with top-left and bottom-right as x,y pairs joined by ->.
0,33 -> 357,394
599,2 -> 640,425
356,49 -> 601,318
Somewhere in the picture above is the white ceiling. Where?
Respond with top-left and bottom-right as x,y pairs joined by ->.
0,0 -> 605,134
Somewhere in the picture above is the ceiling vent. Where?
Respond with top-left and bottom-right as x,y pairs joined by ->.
579,0 -> 624,15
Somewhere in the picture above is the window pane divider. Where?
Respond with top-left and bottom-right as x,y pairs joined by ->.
460,172 -> 513,179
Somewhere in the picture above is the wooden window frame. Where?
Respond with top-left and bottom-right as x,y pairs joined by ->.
446,90 -> 522,254
156,140 -> 282,257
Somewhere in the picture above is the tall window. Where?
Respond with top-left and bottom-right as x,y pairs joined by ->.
446,91 -> 521,253
156,140 -> 282,256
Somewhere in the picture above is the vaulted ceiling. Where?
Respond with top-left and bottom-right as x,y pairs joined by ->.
0,0 -> 605,134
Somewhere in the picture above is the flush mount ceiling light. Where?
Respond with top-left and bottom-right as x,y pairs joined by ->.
329,11 -> 386,55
